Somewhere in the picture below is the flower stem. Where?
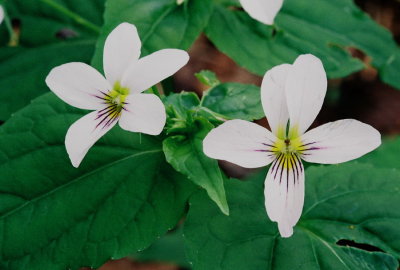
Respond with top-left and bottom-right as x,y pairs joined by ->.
39,0 -> 101,34
161,77 -> 175,96
151,85 -> 162,97
2,7 -> 18,46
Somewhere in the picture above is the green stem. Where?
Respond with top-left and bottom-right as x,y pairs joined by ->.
161,77 -> 175,96
39,0 -> 101,34
2,6 -> 18,46
151,86 -> 162,97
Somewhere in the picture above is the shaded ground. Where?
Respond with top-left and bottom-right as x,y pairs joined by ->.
81,259 -> 181,270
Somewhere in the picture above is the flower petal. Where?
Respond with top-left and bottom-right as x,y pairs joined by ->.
264,153 -> 304,238
103,23 -> 142,85
119,94 -> 166,135
285,54 -> 327,136
121,49 -> 189,93
0,6 -> 4,24
203,119 -> 277,168
46,62 -> 111,110
261,63 -> 291,139
300,119 -> 381,164
239,0 -> 283,25
65,110 -> 118,168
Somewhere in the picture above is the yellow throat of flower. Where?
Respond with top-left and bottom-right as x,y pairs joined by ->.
274,137 -> 303,155
106,81 -> 130,107
272,125 -> 303,169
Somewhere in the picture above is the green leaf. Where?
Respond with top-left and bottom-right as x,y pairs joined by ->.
195,70 -> 220,87
92,0 -> 214,71
357,136 -> 400,169
163,91 -> 223,129
164,92 -> 201,120
163,118 -> 229,215
206,0 -> 400,89
133,227 -> 190,268
0,93 -> 194,270
163,92 -> 201,134
0,0 -> 104,121
0,40 -> 96,121
201,83 -> 264,121
6,0 -> 102,45
184,163 -> 400,269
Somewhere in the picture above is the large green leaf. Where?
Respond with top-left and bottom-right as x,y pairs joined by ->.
133,227 -> 190,268
92,0 -> 213,71
163,118 -> 229,215
201,83 -> 264,121
0,40 -> 95,121
184,163 -> 400,269
0,0 -> 104,121
5,0 -> 103,46
0,93 -> 194,270
206,0 -> 400,89
357,136 -> 400,169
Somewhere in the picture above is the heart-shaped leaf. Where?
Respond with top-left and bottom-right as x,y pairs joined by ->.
201,83 -> 264,121
206,0 -> 400,89
184,163 -> 400,269
91,0 -> 213,71
0,93 -> 194,270
0,0 -> 104,121
357,137 -> 400,169
163,118 -> 229,215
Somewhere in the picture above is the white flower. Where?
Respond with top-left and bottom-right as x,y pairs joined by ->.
176,0 -> 185,5
0,6 -> 4,25
46,23 -> 189,168
239,0 -> 283,25
203,54 -> 381,238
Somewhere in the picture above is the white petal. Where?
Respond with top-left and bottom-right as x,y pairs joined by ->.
239,0 -> 283,25
46,62 -> 111,110
203,119 -> 277,168
121,49 -> 189,93
261,64 -> 291,138
285,54 -> 327,136
103,23 -> 142,85
264,154 -> 304,238
119,94 -> 166,135
65,110 -> 118,168
300,119 -> 381,164
0,6 -> 4,25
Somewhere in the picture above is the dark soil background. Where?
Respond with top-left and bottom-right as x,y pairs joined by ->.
82,0 -> 400,269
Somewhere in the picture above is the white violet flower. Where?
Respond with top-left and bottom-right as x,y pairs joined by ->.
239,0 -> 283,25
203,54 -> 381,238
46,23 -> 189,168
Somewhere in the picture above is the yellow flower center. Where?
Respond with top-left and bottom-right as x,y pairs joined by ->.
106,81 -> 130,108
94,82 -> 131,130
271,125 -> 303,169
274,137 -> 303,155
